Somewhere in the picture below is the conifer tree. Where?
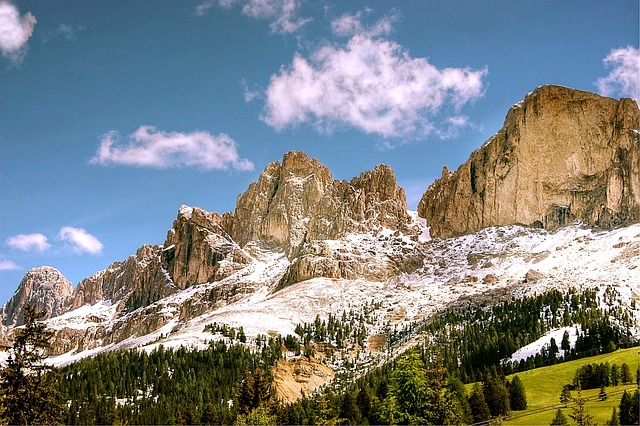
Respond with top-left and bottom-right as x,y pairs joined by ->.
483,368 -> 510,416
340,392 -> 361,425
560,386 -> 572,407
605,407 -> 620,426
0,305 -> 65,425
561,330 -> 571,354
356,387 -> 371,421
619,390 -> 639,425
620,363 -> 631,384
509,375 -> 527,410
468,382 -> 491,423
550,408 -> 569,426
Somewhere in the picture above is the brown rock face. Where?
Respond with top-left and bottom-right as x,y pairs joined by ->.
1,266 -> 73,326
162,205 -> 251,290
228,151 -> 412,256
418,85 -> 640,238
72,245 -> 177,315
272,357 -> 335,403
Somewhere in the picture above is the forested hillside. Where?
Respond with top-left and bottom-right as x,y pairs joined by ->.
3,286 -> 625,424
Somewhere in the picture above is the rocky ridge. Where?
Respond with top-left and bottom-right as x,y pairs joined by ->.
0,151 -> 415,355
1,86 -> 639,402
419,85 -> 640,238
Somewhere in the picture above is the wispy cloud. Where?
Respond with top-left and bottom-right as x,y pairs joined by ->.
58,227 -> 103,255
0,0 -> 37,64
6,233 -> 50,252
595,46 -> 640,103
195,0 -> 309,34
0,259 -> 20,271
41,23 -> 85,43
260,11 -> 487,140
90,126 -> 254,171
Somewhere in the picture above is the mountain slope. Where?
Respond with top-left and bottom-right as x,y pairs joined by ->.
1,86 -> 638,401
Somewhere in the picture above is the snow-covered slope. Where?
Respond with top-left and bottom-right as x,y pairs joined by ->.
41,219 -> 640,367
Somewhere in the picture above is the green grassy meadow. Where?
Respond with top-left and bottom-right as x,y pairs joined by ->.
503,347 -> 639,425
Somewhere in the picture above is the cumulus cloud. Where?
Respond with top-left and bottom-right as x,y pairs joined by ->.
595,46 -> 640,103
90,126 -> 254,171
58,227 -> 103,255
195,0 -> 309,34
6,233 -> 51,252
261,13 -> 487,139
0,259 -> 20,271
0,0 -> 37,63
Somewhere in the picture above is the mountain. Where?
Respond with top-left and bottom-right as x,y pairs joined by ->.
1,85 -> 638,401
418,85 -> 640,239
0,266 -> 72,327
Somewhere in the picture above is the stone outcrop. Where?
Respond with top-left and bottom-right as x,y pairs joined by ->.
71,245 -> 178,315
419,85 -> 640,238
272,357 -> 335,403
1,266 -> 73,327
228,151 -> 413,256
162,205 -> 252,290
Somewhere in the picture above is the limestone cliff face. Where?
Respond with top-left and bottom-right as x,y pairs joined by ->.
1,266 -> 73,327
228,151 -> 412,256
162,205 -> 252,290
418,85 -> 640,239
71,245 -> 177,315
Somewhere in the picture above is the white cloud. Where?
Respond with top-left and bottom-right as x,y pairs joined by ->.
195,0 -> 216,16
6,233 -> 50,252
595,46 -> 640,103
0,260 -> 20,271
0,0 -> 36,63
330,9 -> 396,38
195,0 -> 309,34
261,13 -> 487,139
90,126 -> 254,171
58,227 -> 103,255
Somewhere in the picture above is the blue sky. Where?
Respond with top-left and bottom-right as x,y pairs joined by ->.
0,0 -> 638,306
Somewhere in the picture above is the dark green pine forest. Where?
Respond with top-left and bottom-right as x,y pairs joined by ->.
0,286 -> 637,425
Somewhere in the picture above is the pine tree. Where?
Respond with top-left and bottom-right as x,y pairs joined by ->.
550,408 -> 569,426
559,386 -> 571,407
561,330 -> 571,354
356,387 -> 371,421
620,363 -> 631,384
340,392 -> 361,425
483,368 -> 510,416
0,305 -> 65,425
468,382 -> 491,423
235,368 -> 273,415
605,407 -> 620,426
509,375 -> 527,410
619,390 -> 639,425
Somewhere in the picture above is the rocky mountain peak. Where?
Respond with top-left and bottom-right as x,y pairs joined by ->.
418,84 -> 640,239
1,266 -> 73,327
228,151 -> 412,256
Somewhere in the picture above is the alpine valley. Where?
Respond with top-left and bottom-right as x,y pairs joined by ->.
2,85 -> 639,416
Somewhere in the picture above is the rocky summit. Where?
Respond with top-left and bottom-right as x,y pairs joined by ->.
1,86 -> 639,402
1,266 -> 73,327
419,85 -> 640,239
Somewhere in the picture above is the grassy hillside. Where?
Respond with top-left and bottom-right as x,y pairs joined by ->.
504,347 -> 639,425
